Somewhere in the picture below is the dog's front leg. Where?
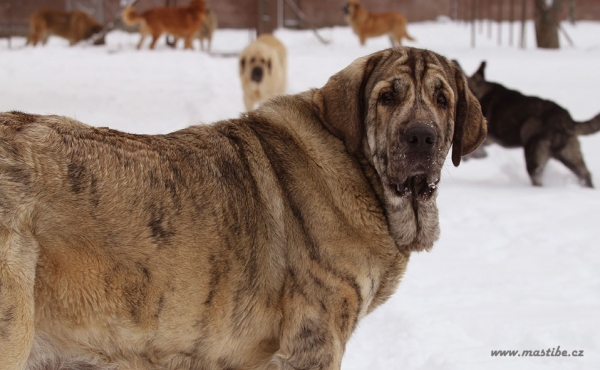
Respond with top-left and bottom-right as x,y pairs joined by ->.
269,316 -> 345,370
267,278 -> 360,370
0,227 -> 39,370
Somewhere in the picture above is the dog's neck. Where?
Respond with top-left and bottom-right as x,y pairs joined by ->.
355,145 -> 440,254
353,4 -> 371,21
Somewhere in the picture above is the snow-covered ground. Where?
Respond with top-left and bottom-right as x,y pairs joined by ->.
1,19 -> 599,370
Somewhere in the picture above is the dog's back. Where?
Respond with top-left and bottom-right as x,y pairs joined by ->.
475,81 -> 572,147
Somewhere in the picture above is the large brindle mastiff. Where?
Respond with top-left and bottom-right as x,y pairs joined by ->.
0,47 -> 486,370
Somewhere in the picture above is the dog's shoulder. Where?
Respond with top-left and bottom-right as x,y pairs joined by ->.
483,81 -> 563,116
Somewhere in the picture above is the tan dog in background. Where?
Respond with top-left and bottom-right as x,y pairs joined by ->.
122,0 -> 206,50
0,47 -> 485,370
343,0 -> 415,46
26,9 -> 103,46
239,34 -> 287,111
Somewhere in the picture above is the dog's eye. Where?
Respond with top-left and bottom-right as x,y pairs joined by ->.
436,92 -> 448,109
378,91 -> 395,106
260,58 -> 265,64
250,57 -> 255,63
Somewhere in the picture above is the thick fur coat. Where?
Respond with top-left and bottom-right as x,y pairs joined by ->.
0,47 -> 485,370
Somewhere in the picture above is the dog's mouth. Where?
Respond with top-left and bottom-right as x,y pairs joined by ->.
388,174 -> 439,201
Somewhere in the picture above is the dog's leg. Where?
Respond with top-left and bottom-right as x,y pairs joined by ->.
0,227 -> 39,369
149,33 -> 161,50
267,270 -> 362,370
269,306 -> 346,369
554,137 -> 594,188
137,34 -> 146,50
184,35 -> 194,50
359,35 -> 366,46
524,137 -> 551,186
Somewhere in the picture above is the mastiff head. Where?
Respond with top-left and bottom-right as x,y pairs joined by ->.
313,47 -> 486,251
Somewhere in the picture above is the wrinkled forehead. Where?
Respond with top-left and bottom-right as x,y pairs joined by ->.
369,48 -> 455,92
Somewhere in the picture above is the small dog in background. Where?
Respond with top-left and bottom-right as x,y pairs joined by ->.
342,0 -> 415,46
239,34 -> 287,111
122,0 -> 206,50
27,9 -> 103,46
467,61 -> 600,187
198,8 -> 217,51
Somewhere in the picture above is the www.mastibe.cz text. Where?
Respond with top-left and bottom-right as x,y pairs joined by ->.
491,346 -> 584,357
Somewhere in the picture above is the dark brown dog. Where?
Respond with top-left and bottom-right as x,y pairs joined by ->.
0,47 -> 485,370
26,9 -> 103,46
342,0 -> 415,46
122,0 -> 206,50
468,61 -> 600,187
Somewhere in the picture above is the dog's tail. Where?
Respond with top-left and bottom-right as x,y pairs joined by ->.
122,7 -> 143,26
575,113 -> 600,136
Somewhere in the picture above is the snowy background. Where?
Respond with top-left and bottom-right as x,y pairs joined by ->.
1,19 -> 599,370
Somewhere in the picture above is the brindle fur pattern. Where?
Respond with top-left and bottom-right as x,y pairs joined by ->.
467,61 -> 600,187
0,47 -> 486,370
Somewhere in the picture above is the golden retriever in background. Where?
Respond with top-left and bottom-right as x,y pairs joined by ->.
239,34 -> 287,111
343,0 -> 415,46
0,47 -> 485,370
122,0 -> 206,50
26,9 -> 103,46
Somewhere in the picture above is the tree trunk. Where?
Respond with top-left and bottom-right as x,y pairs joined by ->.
534,0 -> 562,49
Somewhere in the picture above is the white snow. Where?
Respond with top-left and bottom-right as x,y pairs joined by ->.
1,19 -> 599,370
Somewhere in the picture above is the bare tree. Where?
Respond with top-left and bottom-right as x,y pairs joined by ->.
534,0 -> 562,49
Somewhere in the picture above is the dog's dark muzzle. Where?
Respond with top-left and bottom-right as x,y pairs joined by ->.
387,123 -> 441,200
404,123 -> 437,155
251,67 -> 263,83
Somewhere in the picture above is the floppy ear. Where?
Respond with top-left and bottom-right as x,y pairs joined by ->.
451,64 -> 487,167
312,53 -> 384,154
240,57 -> 246,74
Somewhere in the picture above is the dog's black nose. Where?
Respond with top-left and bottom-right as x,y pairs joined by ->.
405,124 -> 437,153
251,67 -> 263,83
